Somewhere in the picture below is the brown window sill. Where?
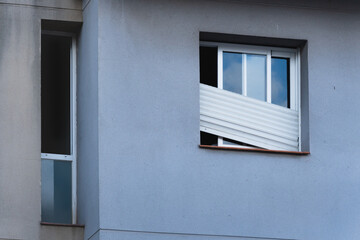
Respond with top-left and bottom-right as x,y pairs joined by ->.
40,222 -> 85,228
199,145 -> 310,155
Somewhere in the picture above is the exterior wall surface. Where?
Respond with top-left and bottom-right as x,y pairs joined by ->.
0,0 -> 82,9
2,1 -> 360,240
95,0 -> 360,240
0,1 -> 82,240
40,225 -> 84,240
77,0 -> 100,239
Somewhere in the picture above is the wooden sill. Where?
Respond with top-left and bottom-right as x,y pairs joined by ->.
199,145 -> 310,155
40,222 -> 85,228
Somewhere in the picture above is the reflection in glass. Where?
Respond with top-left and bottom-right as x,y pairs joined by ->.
223,52 -> 242,94
271,58 -> 290,108
41,159 -> 72,224
223,138 -> 260,148
247,54 -> 266,101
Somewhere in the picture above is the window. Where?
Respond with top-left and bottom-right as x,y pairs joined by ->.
200,42 -> 301,151
41,32 -> 77,224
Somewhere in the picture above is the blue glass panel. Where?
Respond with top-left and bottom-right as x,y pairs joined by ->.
41,159 -> 72,224
271,58 -> 289,108
223,52 -> 242,94
247,54 -> 266,101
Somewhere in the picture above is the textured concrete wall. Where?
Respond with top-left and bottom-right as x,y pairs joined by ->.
88,231 -> 99,240
0,0 -> 82,10
77,0 -> 100,239
40,225 -> 84,240
98,229 -> 283,240
0,1 -> 81,240
95,0 -> 360,240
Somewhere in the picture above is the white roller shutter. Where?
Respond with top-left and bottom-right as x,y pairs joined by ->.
200,84 -> 300,151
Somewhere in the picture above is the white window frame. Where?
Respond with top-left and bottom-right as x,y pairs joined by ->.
41,31 -> 77,224
201,42 -> 301,150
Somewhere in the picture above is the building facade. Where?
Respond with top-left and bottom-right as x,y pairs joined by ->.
1,0 -> 360,239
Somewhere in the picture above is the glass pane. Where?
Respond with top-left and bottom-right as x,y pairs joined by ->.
271,58 -> 290,108
41,159 -> 72,224
247,54 -> 266,101
223,52 -> 242,94
41,35 -> 71,155
223,138 -> 240,146
223,138 -> 259,148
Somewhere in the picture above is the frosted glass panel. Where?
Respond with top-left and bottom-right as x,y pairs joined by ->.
272,57 -> 289,108
41,159 -> 72,224
247,54 -> 266,101
223,52 -> 242,94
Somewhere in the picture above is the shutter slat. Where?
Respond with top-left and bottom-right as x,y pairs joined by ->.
200,84 -> 299,151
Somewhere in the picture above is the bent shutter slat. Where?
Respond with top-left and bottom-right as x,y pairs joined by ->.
200,84 -> 299,151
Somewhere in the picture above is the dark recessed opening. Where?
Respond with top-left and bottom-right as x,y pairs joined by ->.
41,34 -> 71,155
200,32 -> 307,49
200,131 -> 218,146
200,46 -> 217,88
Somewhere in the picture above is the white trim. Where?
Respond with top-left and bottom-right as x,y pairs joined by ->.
41,153 -> 74,161
266,52 -> 271,103
242,54 -> 247,96
218,48 -> 223,89
296,49 -> 302,151
70,37 -> 77,224
289,53 -> 297,110
271,50 -> 294,58
218,137 -> 254,149
218,137 -> 224,147
200,41 -> 297,53
217,49 -> 223,148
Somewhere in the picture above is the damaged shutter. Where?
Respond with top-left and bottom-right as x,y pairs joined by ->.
200,84 -> 299,151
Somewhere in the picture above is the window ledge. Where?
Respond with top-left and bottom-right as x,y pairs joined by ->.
40,222 -> 85,228
199,145 -> 310,155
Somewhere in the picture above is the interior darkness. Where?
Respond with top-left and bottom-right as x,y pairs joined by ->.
200,131 -> 218,146
200,32 -> 307,49
41,34 -> 71,155
200,46 -> 217,87
286,59 -> 290,108
200,46 -> 218,145
42,19 -> 82,34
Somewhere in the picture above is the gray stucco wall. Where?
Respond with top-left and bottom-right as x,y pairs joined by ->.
0,1 -> 82,240
2,0 -> 360,240
94,0 -> 360,240
40,225 -> 84,240
77,0 -> 100,239
0,0 -> 82,9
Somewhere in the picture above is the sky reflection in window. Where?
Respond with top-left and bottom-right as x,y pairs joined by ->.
247,54 -> 266,101
223,52 -> 242,95
223,52 -> 289,107
271,58 -> 289,108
